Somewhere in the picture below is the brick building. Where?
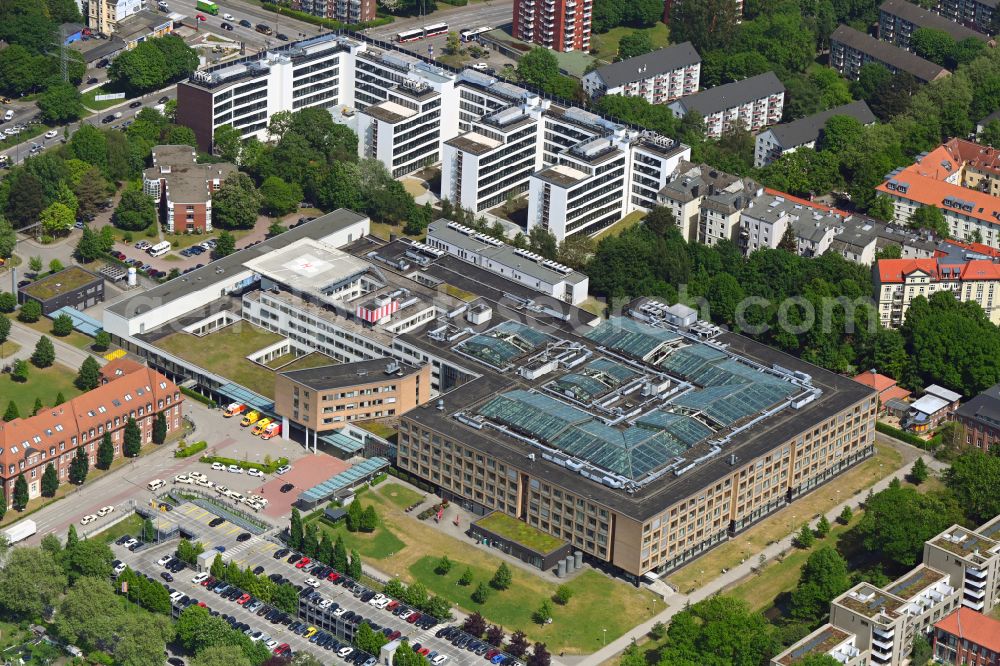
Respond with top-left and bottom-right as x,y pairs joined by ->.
142,145 -> 236,233
512,0 -> 592,52
955,382 -> 1000,451
0,359 -> 183,507
933,608 -> 1000,666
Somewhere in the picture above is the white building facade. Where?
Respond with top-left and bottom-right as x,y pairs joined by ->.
581,43 -> 701,104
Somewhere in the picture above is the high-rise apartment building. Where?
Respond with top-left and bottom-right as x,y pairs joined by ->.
512,0 -> 592,52
291,0 -> 375,24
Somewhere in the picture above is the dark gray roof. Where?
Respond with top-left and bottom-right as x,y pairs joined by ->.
880,0 -> 989,42
765,101 -> 876,148
670,72 -> 784,116
592,42 -> 701,88
831,25 -> 949,82
956,383 -> 1000,427
280,358 -> 421,391
979,109 -> 1000,128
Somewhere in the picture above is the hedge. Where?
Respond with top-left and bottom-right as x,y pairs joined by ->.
180,386 -> 215,407
199,455 -> 289,474
259,3 -> 393,31
175,440 -> 208,458
875,421 -> 935,449
370,473 -> 388,486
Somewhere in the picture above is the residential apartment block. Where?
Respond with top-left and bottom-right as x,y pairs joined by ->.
291,0 -> 375,24
85,0 -> 141,36
581,43 -> 700,104
954,381 -> 1000,451
933,608 -> 1000,666
425,219 -> 589,304
775,514 -> 1000,666
657,161 -> 760,244
753,100 -> 875,168
512,0 -> 592,52
666,72 -> 785,139
830,24 -> 951,82
874,255 -> 1000,326
274,359 -> 429,439
0,358 -> 183,507
142,145 -> 236,233
876,138 -> 1000,249
878,0 -> 988,51
936,0 -> 997,35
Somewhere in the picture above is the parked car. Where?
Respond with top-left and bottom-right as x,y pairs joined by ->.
209,517 -> 225,527
280,483 -> 294,493
276,465 -> 291,475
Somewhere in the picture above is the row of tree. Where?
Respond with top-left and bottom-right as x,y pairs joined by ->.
208,553 -> 300,614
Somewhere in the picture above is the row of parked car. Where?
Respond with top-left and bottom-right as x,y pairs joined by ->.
435,626 -> 523,665
186,572 -> 293,656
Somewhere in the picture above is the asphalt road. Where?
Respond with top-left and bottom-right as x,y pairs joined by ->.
159,0 -> 327,51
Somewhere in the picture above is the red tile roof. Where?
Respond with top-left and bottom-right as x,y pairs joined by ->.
937,240 -> 1000,259
763,188 -> 851,218
876,258 -> 940,283
875,257 -> 1000,283
935,608 -> 1000,654
880,386 -> 912,403
852,372 -> 898,392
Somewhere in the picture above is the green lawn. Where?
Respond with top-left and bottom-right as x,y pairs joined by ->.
8,313 -> 96,351
355,421 -> 397,440
475,512 -> 565,554
156,324 -> 285,398
592,210 -> 645,242
93,513 -> 144,543
81,87 -> 127,112
410,556 -> 663,653
591,22 -> 670,63
309,517 -> 407,560
265,352 -> 297,368
0,362 -> 83,417
162,227 -> 254,252
375,483 -> 425,509
0,341 -> 21,359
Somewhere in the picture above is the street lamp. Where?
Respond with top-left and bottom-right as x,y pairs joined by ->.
602,628 -> 607,646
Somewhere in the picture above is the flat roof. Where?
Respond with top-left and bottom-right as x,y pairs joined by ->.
886,565 -> 946,600
534,164 -> 589,188
242,237 -> 372,299
835,584 -> 904,619
280,358 -> 420,391
444,132 -> 502,155
363,100 -> 417,124
776,624 -> 852,665
107,208 -> 368,318
21,267 -> 101,301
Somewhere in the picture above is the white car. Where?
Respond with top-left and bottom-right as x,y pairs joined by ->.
44,129 -> 58,139
374,597 -> 391,609
215,485 -> 229,495
223,12 -> 234,19
123,538 -> 139,549
157,554 -> 172,566
211,462 -> 225,471
432,657 -> 448,666
338,647 -> 353,658
189,471 -> 207,482
304,578 -> 320,588
247,468 -> 264,478
368,594 -> 385,607
265,640 -> 280,650
169,591 -> 184,602
80,514 -> 97,525
114,562 -> 127,575
174,474 -> 192,484
319,598 -> 334,609
229,492 -> 244,503
333,607 -> 347,617
228,464 -> 242,474
192,572 -> 210,584
471,62 -> 488,71
97,505 -> 115,516
196,478 -> 213,488
276,465 -> 291,475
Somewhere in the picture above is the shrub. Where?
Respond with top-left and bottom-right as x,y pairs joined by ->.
180,386 -> 215,406
174,441 -> 208,458
198,454 -> 288,474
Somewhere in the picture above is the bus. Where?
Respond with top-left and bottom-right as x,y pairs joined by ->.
423,22 -> 448,38
396,28 -> 423,42
147,241 -> 171,258
196,0 -> 219,14
460,26 -> 492,42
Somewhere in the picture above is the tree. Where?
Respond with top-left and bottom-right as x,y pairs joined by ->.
485,624 -> 505,647
212,124 -> 243,164
618,31 -> 654,60
213,172 -> 261,230
0,317 -> 8,351
346,499 -> 364,532
114,188 -> 157,232
69,443 -> 89,484
944,449 -> 1000,523
528,226 -> 558,259
435,555 -> 453,575
384,579 -> 407,600
94,330 -> 111,352
75,226 -> 103,262
909,205 -> 948,238
6,172 -> 46,228
268,221 -> 286,237
18,299 -> 41,323
289,507 -> 303,550
911,27 -> 956,67
0,292 -> 15,313
302,522 -> 319,558
348,550 -> 362,580
260,176 -> 303,217
911,634 -> 932,666
910,457 -> 929,485
353,622 -> 388,655
517,48 -> 560,89
153,412 -> 167,445
31,335 -> 55,368
360,505 -> 379,532
855,484 -> 963,568
553,585 -> 573,605
649,621 -> 666,640
669,0 -> 739,52
393,640 -> 427,666
0,547 -> 67,617
109,35 -> 197,93
789,547 -> 851,621
192,645 -> 252,666
795,522 -> 815,548
528,643 -> 550,666
657,595 -> 777,665
508,631 -> 529,658
490,562 -> 512,590
815,515 -> 831,538
213,230 -> 236,258
532,599 -> 552,624
41,462 -> 58,497
472,581 -> 490,604
3,400 -> 19,421
838,505 -> 853,525
66,538 -> 114,583
11,360 -> 28,383
459,567 -> 473,586
123,416 -> 142,457
51,313 -> 74,337
76,356 -> 102,390
557,233 -> 595,270
75,169 -> 111,221
37,83 -> 83,124
28,256 -> 43,274
333,533 -> 348,572
12,473 -> 28,510
142,516 -> 156,542
463,612 -> 487,637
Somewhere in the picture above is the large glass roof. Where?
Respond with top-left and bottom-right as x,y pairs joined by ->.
455,321 -> 553,369
586,317 -> 679,359
546,357 -> 639,402
635,410 -> 714,446
673,380 -> 796,427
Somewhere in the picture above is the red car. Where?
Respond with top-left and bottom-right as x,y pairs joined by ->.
419,648 -> 430,656
327,572 -> 340,582
386,600 -> 399,610
389,630 -> 401,641
486,651 -> 500,660
198,602 -> 207,607
196,12 -> 206,20
201,576 -> 216,587
406,611 -> 421,624
237,593 -> 251,605
295,557 -> 311,569
273,643 -> 290,655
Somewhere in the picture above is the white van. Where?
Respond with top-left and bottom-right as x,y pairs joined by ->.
147,479 -> 166,491
3,110 -> 12,122
147,241 -> 171,258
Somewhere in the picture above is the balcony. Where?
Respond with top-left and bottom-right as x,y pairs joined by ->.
872,626 -> 894,639
965,585 -> 986,599
967,567 -> 987,580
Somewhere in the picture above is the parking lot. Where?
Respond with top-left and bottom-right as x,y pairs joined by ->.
113,503 -> 499,666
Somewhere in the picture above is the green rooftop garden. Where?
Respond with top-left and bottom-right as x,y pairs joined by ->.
475,512 -> 565,554
22,267 -> 98,300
